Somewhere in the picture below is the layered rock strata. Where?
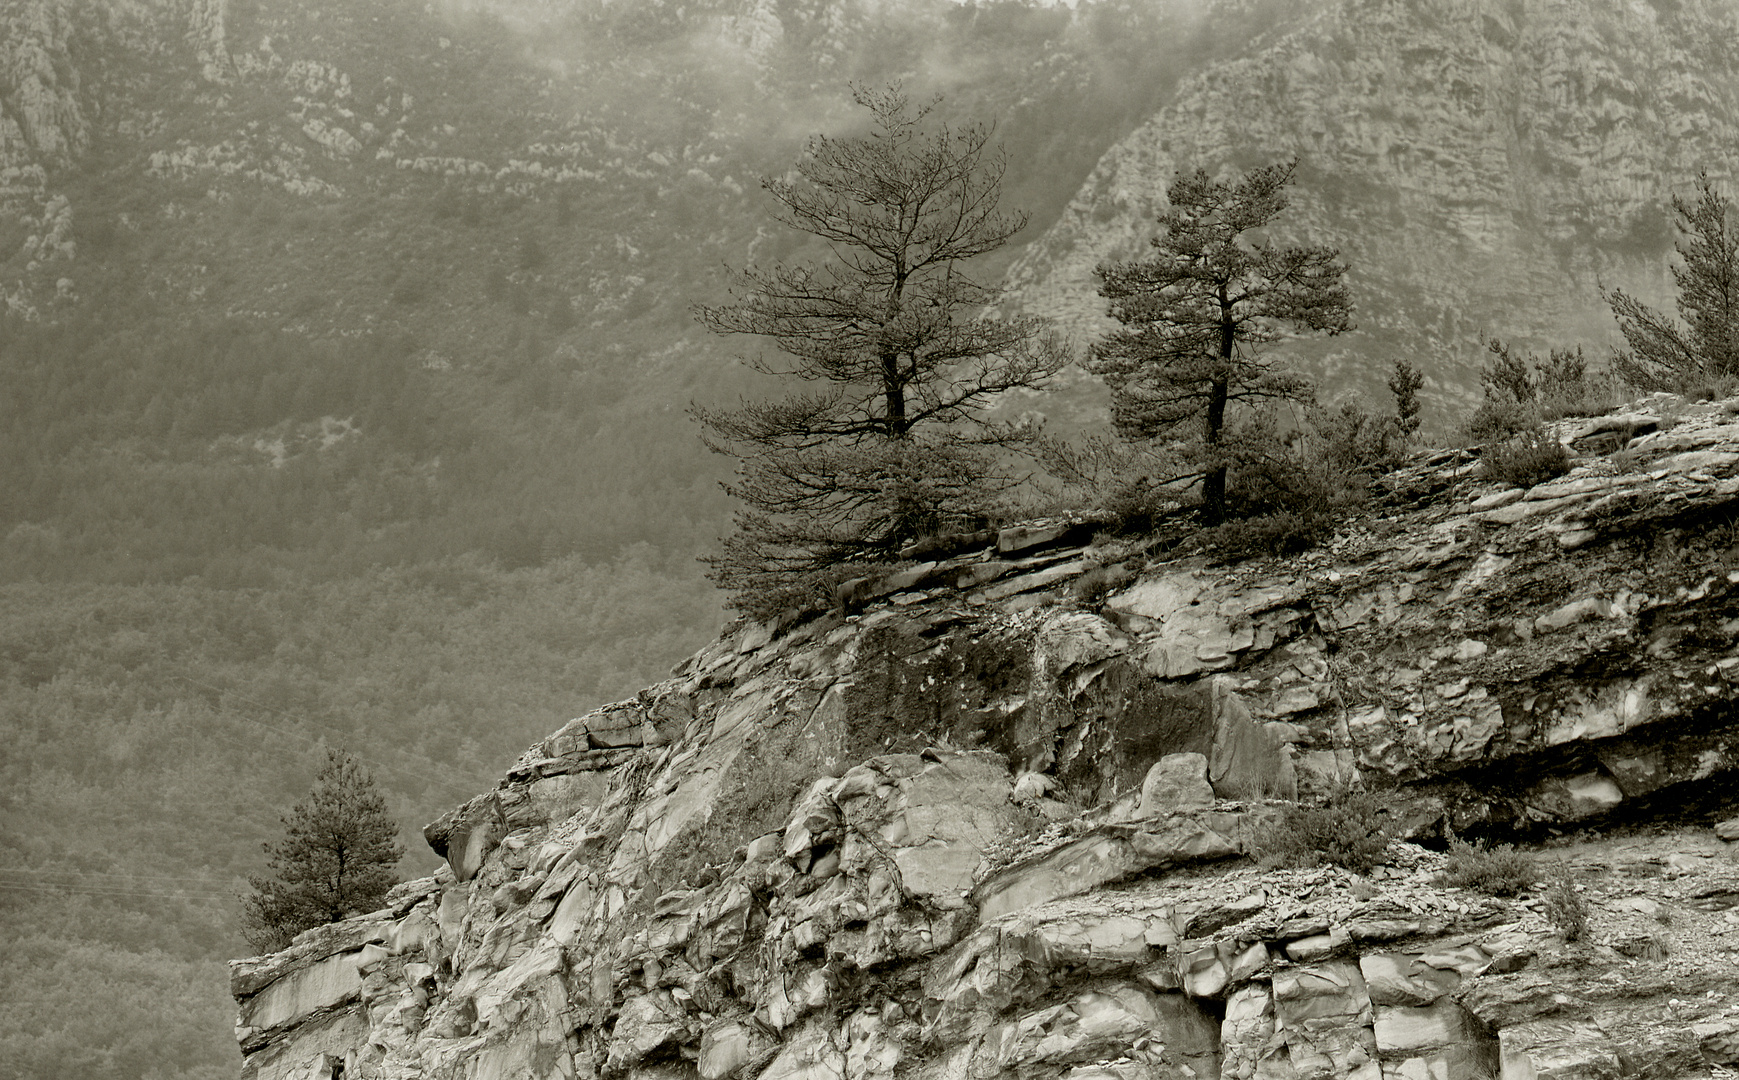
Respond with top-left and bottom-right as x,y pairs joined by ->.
1003,0 -> 1739,395
234,396 -> 1739,1080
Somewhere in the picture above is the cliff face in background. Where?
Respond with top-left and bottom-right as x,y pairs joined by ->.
10,0 -> 1739,405
1004,0 -> 1739,407
14,1 -> 1739,1077
233,394 -> 1739,1080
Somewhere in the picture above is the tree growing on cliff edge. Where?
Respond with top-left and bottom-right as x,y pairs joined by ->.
241,751 -> 404,953
1086,159 -> 1352,524
1606,173 -> 1739,392
692,86 -> 1066,614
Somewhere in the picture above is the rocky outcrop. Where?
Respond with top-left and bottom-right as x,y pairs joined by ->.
232,397 -> 1739,1079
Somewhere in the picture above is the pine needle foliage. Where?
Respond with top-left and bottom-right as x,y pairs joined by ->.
1606,173 -> 1739,391
241,751 -> 404,954
1388,359 -> 1424,438
1086,159 -> 1353,524
692,86 -> 1065,614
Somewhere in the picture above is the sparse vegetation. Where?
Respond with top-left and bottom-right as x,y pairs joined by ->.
1544,871 -> 1588,942
1473,338 -> 1618,432
1443,834 -> 1536,896
1254,787 -> 1391,873
1465,339 -> 1582,487
1201,508 -> 1331,558
1482,429 -> 1571,488
1032,433 -> 1188,536
1607,173 -> 1739,392
1070,561 -> 1137,607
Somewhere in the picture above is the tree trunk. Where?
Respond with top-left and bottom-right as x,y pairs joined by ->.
1201,375 -> 1229,524
882,348 -> 907,436
1201,288 -> 1235,524
883,270 -> 909,436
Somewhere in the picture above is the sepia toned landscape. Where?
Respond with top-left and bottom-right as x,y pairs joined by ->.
6,0 -> 1739,1077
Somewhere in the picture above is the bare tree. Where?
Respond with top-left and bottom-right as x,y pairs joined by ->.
1086,159 -> 1352,523
693,86 -> 1064,612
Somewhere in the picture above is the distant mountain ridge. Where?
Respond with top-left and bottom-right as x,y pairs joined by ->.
1004,0 -> 1739,414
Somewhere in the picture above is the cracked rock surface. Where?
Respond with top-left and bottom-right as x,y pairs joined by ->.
234,397 -> 1739,1080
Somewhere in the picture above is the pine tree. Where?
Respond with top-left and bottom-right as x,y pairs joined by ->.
692,86 -> 1065,615
1086,159 -> 1352,523
1606,173 -> 1739,391
241,751 -> 404,953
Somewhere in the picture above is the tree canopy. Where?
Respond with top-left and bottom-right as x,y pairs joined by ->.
1086,159 -> 1351,522
693,86 -> 1064,612
1606,173 -> 1739,391
241,750 -> 404,953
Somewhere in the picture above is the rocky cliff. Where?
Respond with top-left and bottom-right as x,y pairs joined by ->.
231,394 -> 1739,1080
1002,0 -> 1739,403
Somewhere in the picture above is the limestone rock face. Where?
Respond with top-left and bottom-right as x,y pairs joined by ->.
1003,0 -> 1739,399
233,403 -> 1739,1079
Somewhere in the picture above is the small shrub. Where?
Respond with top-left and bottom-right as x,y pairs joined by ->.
1464,398 -> 1538,444
1072,562 -> 1135,607
1483,339 -> 1537,404
1200,509 -> 1331,558
1311,396 -> 1410,474
1479,339 -> 1617,425
1443,835 -> 1535,896
1543,871 -> 1587,942
1676,370 -> 1739,403
1255,787 -> 1391,873
1482,429 -> 1570,488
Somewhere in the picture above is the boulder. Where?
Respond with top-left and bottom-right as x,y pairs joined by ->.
886,751 -> 1013,906
1136,752 -> 1214,818
1373,1002 -> 1475,1053
422,793 -> 505,882
1497,1020 -> 1622,1080
997,522 -> 1091,555
1695,1019 -> 1739,1064
235,949 -> 366,1042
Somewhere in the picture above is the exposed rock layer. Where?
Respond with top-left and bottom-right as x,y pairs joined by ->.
234,398 -> 1739,1078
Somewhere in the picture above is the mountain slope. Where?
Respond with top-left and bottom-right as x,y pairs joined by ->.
1004,0 -> 1739,415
